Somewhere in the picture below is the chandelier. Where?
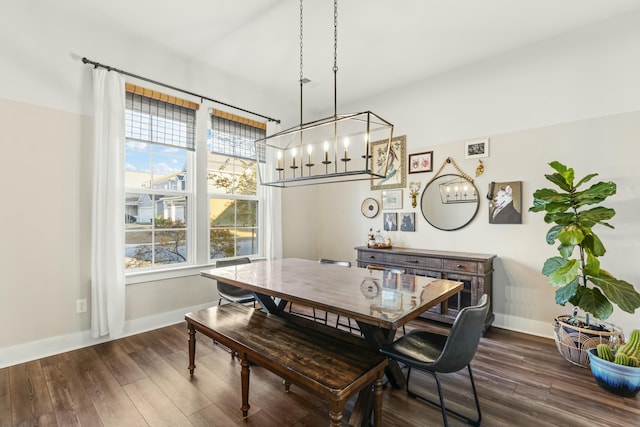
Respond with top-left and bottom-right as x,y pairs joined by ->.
255,0 -> 394,188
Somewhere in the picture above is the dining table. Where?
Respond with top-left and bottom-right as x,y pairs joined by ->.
200,258 -> 462,425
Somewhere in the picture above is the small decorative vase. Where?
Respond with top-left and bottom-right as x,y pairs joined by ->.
587,348 -> 640,397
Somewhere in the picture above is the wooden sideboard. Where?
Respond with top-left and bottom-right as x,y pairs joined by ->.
355,246 -> 496,331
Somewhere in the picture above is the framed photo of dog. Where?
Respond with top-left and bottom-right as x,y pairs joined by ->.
488,181 -> 522,224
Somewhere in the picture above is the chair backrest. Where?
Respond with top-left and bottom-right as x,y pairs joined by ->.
433,294 -> 489,373
215,257 -> 251,293
215,257 -> 251,268
366,264 -> 405,274
319,258 -> 352,267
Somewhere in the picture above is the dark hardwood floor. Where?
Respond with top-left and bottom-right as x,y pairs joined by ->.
1,309 -> 638,426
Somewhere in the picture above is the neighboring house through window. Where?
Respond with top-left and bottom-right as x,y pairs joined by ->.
124,84 -> 196,270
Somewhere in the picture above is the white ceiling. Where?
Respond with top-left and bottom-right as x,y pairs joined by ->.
56,0 -> 640,115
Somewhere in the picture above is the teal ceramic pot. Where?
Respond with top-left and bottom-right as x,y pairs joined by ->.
587,348 -> 640,397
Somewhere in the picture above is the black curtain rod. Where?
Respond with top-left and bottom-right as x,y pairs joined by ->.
82,57 -> 280,124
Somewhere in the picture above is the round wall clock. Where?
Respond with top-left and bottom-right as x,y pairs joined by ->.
361,198 -> 379,218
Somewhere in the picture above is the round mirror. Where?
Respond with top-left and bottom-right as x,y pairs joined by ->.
420,174 -> 480,231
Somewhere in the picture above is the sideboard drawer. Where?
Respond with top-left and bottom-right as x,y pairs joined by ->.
386,254 -> 443,270
359,250 -> 387,264
443,259 -> 478,273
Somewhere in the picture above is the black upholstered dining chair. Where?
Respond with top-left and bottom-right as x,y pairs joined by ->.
214,257 -> 254,306
289,258 -> 352,325
380,294 -> 489,427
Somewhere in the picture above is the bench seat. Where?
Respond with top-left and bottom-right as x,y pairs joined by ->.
185,303 -> 387,426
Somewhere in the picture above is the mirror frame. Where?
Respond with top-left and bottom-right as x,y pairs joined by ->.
420,173 -> 480,231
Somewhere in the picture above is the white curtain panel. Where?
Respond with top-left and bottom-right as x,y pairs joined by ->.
90,69 -> 126,338
261,121 -> 283,260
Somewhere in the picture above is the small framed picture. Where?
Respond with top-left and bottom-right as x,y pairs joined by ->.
465,138 -> 490,159
383,212 -> 398,231
382,189 -> 402,210
409,151 -> 433,173
399,212 -> 415,232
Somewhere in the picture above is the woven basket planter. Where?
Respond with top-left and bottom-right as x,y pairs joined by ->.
553,315 -> 625,368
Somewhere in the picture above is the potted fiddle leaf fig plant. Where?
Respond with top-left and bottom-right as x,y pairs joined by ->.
529,161 -> 640,367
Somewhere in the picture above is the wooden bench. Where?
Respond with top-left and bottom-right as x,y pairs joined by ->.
185,303 -> 387,426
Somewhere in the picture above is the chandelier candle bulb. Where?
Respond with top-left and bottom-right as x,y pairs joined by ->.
324,141 -> 329,162
291,148 -> 297,168
307,144 -> 313,165
344,138 -> 349,159
276,151 -> 283,170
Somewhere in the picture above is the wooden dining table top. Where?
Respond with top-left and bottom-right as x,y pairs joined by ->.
200,258 -> 463,330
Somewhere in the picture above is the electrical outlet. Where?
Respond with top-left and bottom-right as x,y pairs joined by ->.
76,299 -> 87,313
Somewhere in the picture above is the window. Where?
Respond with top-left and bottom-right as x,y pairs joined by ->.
208,110 -> 265,259
124,86 -> 196,270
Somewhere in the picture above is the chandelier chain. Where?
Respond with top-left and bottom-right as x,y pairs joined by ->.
333,0 -> 338,73
299,0 -> 304,83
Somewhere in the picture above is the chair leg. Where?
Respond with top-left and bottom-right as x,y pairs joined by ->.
406,364 -> 481,426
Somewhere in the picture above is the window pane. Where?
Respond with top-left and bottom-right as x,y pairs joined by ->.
154,230 -> 187,265
210,198 -> 234,227
210,228 -> 236,259
237,227 -> 258,256
207,152 -> 256,196
236,200 -> 257,227
125,231 -> 152,268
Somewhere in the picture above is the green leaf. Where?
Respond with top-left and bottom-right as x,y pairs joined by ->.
545,224 -> 564,244
549,161 -> 574,187
545,173 -> 572,192
577,206 -> 616,223
590,270 -> 640,314
544,212 -> 576,225
542,256 -> 567,277
557,244 -> 575,259
573,182 -> 616,208
582,233 -> 606,257
555,279 -> 579,305
549,259 -> 579,287
573,286 -> 614,320
574,173 -> 598,189
557,226 -> 584,246
583,252 -> 601,277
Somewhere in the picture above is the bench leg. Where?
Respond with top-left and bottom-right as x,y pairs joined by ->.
187,324 -> 196,376
240,356 -> 251,417
328,400 -> 345,427
373,374 -> 383,426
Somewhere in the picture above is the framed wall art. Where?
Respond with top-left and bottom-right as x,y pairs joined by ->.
371,135 -> 406,190
383,212 -> 397,231
465,138 -> 490,159
382,189 -> 402,210
408,151 -> 433,173
488,180 -> 522,224
400,212 -> 415,232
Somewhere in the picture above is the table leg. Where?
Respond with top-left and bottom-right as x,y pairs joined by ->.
358,322 -> 406,389
240,356 -> 251,417
187,324 -> 196,376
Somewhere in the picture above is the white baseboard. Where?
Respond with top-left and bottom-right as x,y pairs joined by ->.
493,313 -> 554,339
1,308 -> 556,369
0,302 -> 215,369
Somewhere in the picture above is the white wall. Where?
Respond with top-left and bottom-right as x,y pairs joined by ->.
0,2 -> 290,366
2,2 -> 640,367
283,10 -> 640,337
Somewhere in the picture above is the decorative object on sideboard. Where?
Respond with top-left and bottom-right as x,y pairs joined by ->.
382,189 -> 402,210
371,135 -> 406,190
464,138 -> 489,159
408,151 -> 433,174
408,181 -> 421,208
361,198 -> 379,218
255,0 -> 394,188
420,157 -> 479,231
488,181 -> 522,224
